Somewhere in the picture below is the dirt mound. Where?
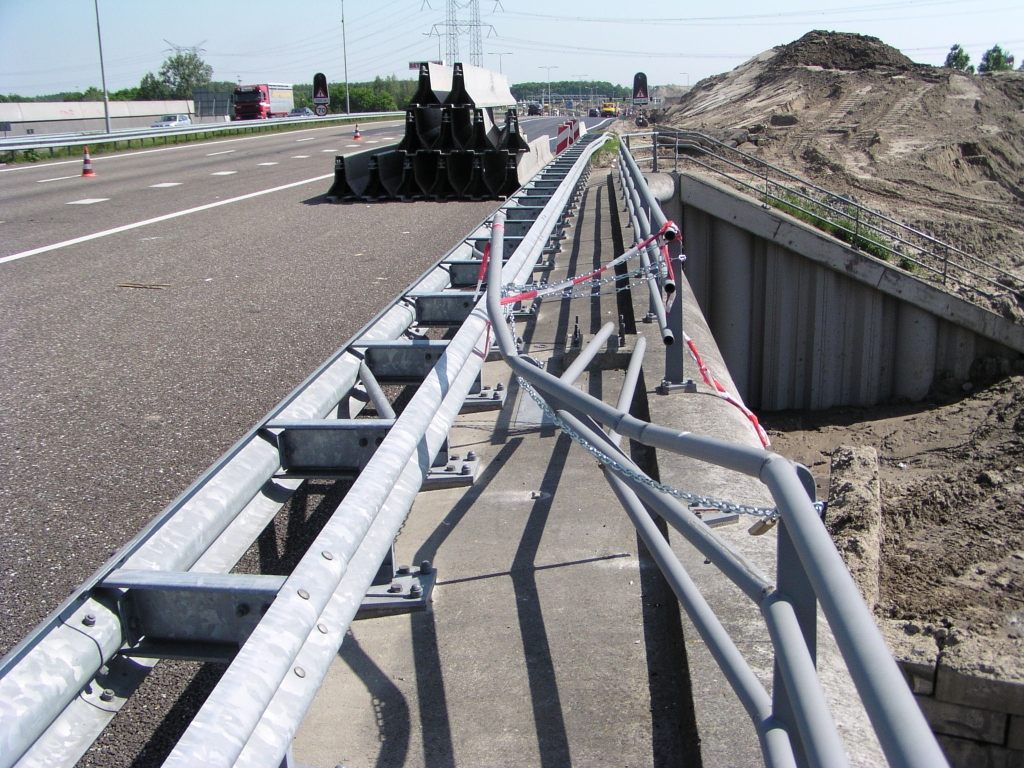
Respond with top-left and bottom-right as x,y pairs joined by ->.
769,30 -> 916,72
661,32 -> 1024,308
765,374 -> 1024,639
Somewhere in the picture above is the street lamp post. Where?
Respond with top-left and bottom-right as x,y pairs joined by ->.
489,52 -> 512,74
341,0 -> 350,113
539,65 -> 557,115
93,0 -> 111,133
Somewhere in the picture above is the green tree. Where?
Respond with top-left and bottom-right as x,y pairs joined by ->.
978,45 -> 1014,73
334,87 -> 396,113
137,72 -> 171,100
944,44 -> 974,74
81,86 -> 104,101
157,51 -> 213,99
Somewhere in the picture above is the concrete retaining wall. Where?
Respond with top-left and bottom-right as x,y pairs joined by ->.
676,172 -> 1024,410
0,100 -> 201,135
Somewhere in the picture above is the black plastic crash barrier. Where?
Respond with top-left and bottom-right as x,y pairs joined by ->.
328,61 -> 530,203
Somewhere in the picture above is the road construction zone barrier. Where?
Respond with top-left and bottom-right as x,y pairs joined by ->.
555,120 -> 580,154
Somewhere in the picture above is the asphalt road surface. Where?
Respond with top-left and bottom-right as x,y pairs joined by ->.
0,115 -> 605,765
0,118 -> 502,651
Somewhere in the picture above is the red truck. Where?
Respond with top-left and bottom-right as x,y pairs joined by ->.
232,83 -> 294,120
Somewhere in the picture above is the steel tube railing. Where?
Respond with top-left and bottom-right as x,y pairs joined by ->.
561,321 -> 615,383
485,167 -> 949,766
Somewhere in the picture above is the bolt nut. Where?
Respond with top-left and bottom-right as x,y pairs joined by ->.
466,451 -> 477,461
419,560 -> 433,575
409,583 -> 424,598
397,564 -> 411,575
298,589 -> 310,600
450,453 -> 460,461
495,382 -> 504,391
492,390 -> 501,399
388,582 -> 403,594
100,688 -> 115,702
461,464 -> 471,475
82,613 -> 97,627
445,464 -> 455,472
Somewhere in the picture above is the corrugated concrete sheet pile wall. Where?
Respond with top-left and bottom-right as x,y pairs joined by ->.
674,172 -> 1024,410
327,62 -> 533,202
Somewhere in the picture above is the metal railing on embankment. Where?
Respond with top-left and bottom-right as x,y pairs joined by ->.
623,129 -> 1023,310
0,111 -> 403,160
0,134 -> 605,767
484,144 -> 949,767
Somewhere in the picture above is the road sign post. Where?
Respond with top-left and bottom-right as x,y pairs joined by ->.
312,72 -> 330,117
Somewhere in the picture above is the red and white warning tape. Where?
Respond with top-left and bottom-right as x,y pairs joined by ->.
500,220 -> 678,306
683,332 -> 770,448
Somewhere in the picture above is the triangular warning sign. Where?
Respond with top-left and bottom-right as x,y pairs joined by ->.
636,88 -> 646,98
315,87 -> 327,99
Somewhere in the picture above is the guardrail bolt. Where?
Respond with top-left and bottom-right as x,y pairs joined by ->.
100,688 -> 115,702
461,464 -> 471,475
466,451 -> 477,461
236,603 -> 250,618
495,382 -> 504,392
321,550 -> 334,560
419,560 -> 433,575
397,564 -> 411,575
388,582 -> 403,594
409,584 -> 424,598
82,614 -> 96,627
445,464 -> 455,472
450,453 -> 460,461
298,589 -> 310,600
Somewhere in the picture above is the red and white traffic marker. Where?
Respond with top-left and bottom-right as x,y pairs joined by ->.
353,123 -> 361,140
81,146 -> 96,178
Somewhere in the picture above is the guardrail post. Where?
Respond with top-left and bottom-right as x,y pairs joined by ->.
662,237 -> 688,390
652,132 -> 658,172
772,465 -> 820,768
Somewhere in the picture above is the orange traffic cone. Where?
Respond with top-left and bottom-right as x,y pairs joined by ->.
81,146 -> 96,177
353,123 -> 361,140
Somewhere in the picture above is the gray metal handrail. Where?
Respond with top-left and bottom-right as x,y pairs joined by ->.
0,112 -> 403,156
485,188 -> 949,765
624,129 -> 1022,307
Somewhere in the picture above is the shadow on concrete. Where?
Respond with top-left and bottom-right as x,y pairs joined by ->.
256,479 -> 352,575
509,432 -> 574,767
339,630 -> 412,768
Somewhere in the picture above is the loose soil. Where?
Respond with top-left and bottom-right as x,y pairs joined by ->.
653,30 -> 1024,641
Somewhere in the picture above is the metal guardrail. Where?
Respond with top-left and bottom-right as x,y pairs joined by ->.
624,129 -> 1023,308
484,157 -> 950,766
0,112 -> 403,157
0,134 -> 606,766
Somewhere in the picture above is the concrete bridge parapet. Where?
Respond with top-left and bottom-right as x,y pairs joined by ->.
674,171 -> 1024,410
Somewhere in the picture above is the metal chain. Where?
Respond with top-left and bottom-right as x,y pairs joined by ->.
514,375 -> 781,520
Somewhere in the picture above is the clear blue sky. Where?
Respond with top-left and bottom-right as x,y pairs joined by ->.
2,0 -> 1022,97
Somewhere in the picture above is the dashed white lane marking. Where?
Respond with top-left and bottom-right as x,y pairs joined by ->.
321,149 -> 337,152
37,175 -> 80,183
292,155 -> 310,159
257,162 -> 278,166
66,198 -> 109,205
345,144 -> 358,147
366,139 -> 379,143
206,149 -> 236,156
295,137 -> 316,142
211,171 -> 237,175
150,182 -> 182,188
380,136 -> 395,140
1,172 -> 333,266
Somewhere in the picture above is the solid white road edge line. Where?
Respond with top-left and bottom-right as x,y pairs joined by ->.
0,173 -> 333,266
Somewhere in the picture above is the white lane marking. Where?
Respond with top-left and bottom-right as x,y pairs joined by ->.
257,162 -> 278,166
380,136 -> 395,140
366,139 -> 379,143
211,171 -> 237,175
1,173 -> 333,266
66,198 -> 109,205
206,149 -> 236,156
295,137 -> 315,142
292,155 -> 310,159
150,182 -> 182,188
37,175 -> 80,183
321,149 -> 337,152
0,119 -> 405,173
345,144 -> 358,147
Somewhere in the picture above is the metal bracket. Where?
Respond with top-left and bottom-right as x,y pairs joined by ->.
411,293 -> 478,326
423,446 -> 481,489
356,339 -> 449,382
267,419 -> 395,477
101,570 -> 286,661
357,557 -> 437,618
657,378 -> 697,395
462,382 -> 506,413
